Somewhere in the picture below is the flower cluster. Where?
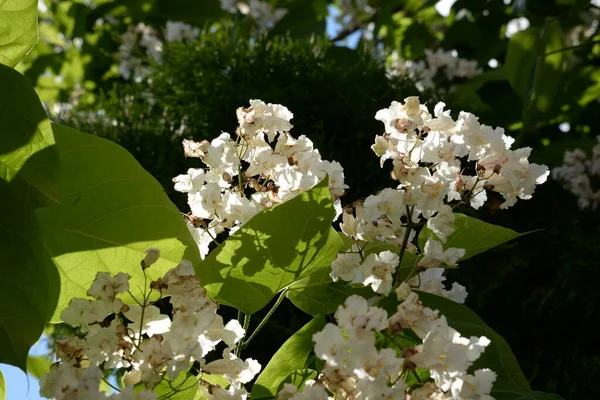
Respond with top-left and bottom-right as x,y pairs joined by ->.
278,288 -> 496,399
220,0 -> 287,30
117,21 -> 199,81
552,137 -> 600,209
174,99 -> 347,258
331,97 -> 548,299
388,49 -> 482,91
40,251 -> 260,400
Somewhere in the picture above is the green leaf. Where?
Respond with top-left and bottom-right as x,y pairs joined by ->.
0,0 -> 38,67
418,213 -> 526,261
35,124 -> 201,322
281,368 -> 318,388
0,64 -> 60,202
27,355 -> 52,379
287,273 -> 373,316
251,316 -> 325,399
0,369 -> 5,400
154,371 -> 200,400
200,178 -> 342,315
417,291 -> 531,394
0,180 -> 59,370
504,20 -> 565,118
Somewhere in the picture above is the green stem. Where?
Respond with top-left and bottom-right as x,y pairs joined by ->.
242,289 -> 287,349
235,313 -> 251,357
137,269 -> 149,349
544,39 -> 600,56
392,205 -> 415,291
102,378 -> 121,393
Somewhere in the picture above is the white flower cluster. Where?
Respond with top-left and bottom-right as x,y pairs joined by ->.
278,288 -> 496,399
174,99 -> 348,259
40,251 -> 260,400
117,21 -> 199,82
331,96 -> 548,299
220,0 -> 287,30
552,137 -> 600,209
388,49 -> 482,91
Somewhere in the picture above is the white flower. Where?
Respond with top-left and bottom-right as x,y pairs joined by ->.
450,369 -> 497,399
363,188 -> 405,221
60,298 -> 115,331
388,292 -> 440,339
203,350 -> 261,384
360,250 -> 399,295
409,268 -> 468,304
330,251 -> 363,283
335,295 -> 388,336
237,99 -> 293,142
86,321 -> 129,368
87,271 -> 130,305
411,316 -> 490,391
427,204 -> 455,243
418,237 -> 465,268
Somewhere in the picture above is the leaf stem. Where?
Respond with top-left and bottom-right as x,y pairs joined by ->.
392,205 -> 415,291
235,312 -> 251,357
242,289 -> 287,349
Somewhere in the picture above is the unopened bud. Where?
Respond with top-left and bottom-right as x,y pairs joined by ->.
396,282 -> 412,300
141,248 -> 161,269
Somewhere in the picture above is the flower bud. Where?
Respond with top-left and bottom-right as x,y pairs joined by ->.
141,248 -> 161,269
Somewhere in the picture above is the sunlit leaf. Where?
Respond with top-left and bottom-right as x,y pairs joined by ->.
35,124 -> 201,322
0,0 -> 38,67
200,178 -> 342,315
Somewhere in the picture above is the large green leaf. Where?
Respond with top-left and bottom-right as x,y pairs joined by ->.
0,0 -> 38,67
0,64 -> 59,202
153,372 -> 200,400
251,316 -> 325,399
417,292 -> 531,396
504,20 -> 564,118
418,213 -> 526,261
200,178 -> 342,315
35,124 -> 201,322
0,180 -> 59,370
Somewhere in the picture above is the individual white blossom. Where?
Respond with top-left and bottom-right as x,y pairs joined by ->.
418,237 -> 466,269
